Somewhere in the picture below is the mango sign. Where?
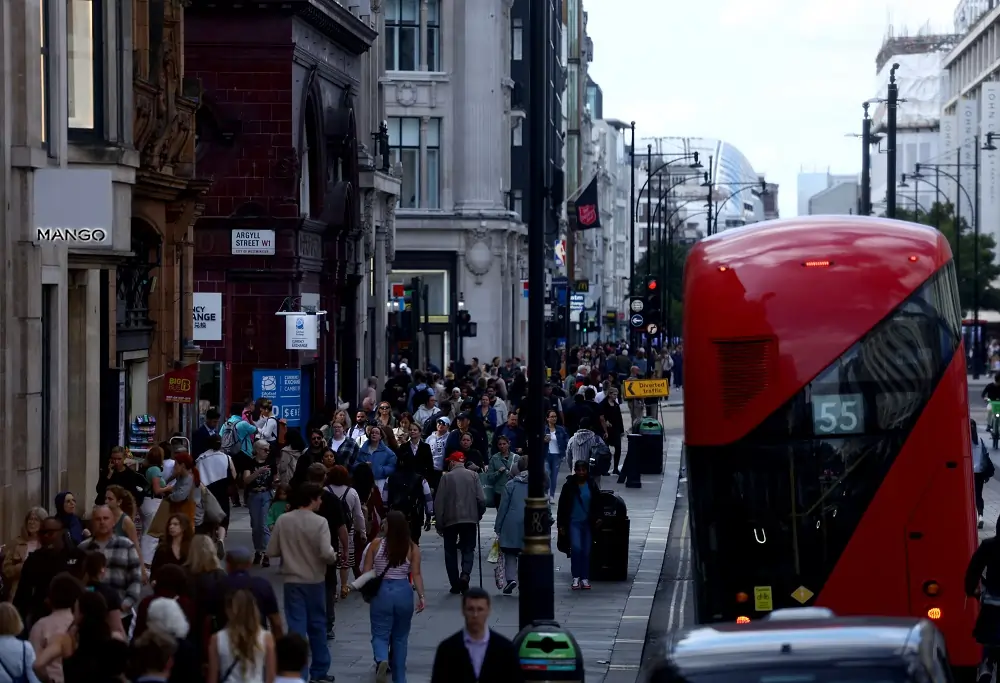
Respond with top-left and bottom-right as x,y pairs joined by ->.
164,364 -> 198,404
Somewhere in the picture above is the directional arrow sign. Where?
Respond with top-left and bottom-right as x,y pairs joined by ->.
623,378 -> 670,399
629,313 -> 644,328
646,323 -> 659,335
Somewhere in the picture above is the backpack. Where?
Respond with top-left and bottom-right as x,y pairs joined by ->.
387,473 -> 423,520
220,421 -> 248,457
326,485 -> 354,533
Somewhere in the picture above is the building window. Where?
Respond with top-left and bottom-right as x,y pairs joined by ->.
68,0 -> 98,130
385,0 -> 418,71
567,64 -> 579,124
388,116 -> 441,209
426,0 -> 440,71
426,118 -> 440,209
40,0 -> 49,144
385,0 -> 440,71
512,118 -> 523,146
512,21 -> 522,60
512,189 -> 522,217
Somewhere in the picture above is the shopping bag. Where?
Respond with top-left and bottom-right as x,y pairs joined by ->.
494,552 -> 506,589
487,538 -> 500,564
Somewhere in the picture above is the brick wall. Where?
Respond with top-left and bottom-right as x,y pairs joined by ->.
186,14 -> 297,219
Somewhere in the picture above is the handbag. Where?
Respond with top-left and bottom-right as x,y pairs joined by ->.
494,552 -> 506,589
359,543 -> 390,603
557,527 -> 571,556
201,485 -> 226,524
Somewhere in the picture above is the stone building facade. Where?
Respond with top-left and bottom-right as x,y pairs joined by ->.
383,0 -> 527,366
127,0 -> 211,446
186,0 -> 399,421
1,0 -> 136,534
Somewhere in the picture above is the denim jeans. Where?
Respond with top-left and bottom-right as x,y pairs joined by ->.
284,582 -> 330,679
369,578 -> 414,683
545,452 -> 561,497
569,519 -> 592,580
247,489 -> 272,552
442,523 -> 477,588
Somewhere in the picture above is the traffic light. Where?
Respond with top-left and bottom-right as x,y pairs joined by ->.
458,310 -> 477,337
643,276 -> 661,324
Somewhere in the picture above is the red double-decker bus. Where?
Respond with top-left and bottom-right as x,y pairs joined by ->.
682,216 -> 978,667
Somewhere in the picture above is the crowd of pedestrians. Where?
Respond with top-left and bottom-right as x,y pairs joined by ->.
0,343 -> 664,683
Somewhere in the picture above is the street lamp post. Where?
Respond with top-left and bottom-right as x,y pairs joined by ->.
886,63 -> 900,218
861,102 -> 872,215
521,0 -> 554,629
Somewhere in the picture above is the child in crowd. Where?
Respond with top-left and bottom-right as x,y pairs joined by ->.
275,633 -> 310,683
266,484 -> 290,531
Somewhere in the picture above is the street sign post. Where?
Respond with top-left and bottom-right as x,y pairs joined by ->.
623,378 -> 670,399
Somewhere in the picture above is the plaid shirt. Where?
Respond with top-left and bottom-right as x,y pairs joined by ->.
334,436 -> 361,468
79,535 -> 142,610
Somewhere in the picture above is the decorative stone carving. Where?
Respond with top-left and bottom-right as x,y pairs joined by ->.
362,190 -> 376,259
396,82 -> 417,107
384,195 -> 397,263
463,226 -> 493,284
370,0 -> 381,12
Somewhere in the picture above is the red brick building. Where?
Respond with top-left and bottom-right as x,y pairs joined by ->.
186,1 -> 380,421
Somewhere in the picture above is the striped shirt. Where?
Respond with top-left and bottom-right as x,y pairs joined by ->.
78,535 -> 142,609
372,540 -> 411,580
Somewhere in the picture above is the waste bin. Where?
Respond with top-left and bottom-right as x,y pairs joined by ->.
591,491 -> 629,581
634,418 -> 664,475
513,620 -> 585,681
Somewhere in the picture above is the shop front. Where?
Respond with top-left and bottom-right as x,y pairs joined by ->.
390,251 -> 458,373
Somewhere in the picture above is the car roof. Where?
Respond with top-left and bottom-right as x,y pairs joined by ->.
669,617 -> 928,671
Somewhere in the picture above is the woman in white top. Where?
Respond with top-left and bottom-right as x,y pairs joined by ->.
208,589 -> 275,683
255,399 -> 280,443
326,464 -> 367,594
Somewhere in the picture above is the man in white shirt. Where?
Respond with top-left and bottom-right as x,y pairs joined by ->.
348,410 -> 369,446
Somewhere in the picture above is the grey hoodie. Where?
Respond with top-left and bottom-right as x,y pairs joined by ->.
566,429 -> 602,470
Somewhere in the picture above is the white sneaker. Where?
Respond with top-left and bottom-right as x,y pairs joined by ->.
581,579 -> 592,590
979,514 -> 985,529
571,578 -> 581,590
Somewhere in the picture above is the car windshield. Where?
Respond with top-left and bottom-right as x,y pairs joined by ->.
687,666 -> 910,683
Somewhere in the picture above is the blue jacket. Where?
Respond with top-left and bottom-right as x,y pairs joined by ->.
494,472 -> 529,550
545,424 -> 569,461
355,441 -> 397,480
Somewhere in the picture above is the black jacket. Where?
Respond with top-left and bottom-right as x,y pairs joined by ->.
430,629 -> 523,683
397,441 -> 435,480
556,475 -> 603,530
13,542 -> 87,624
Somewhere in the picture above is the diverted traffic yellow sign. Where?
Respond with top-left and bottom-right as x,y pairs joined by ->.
623,378 -> 670,400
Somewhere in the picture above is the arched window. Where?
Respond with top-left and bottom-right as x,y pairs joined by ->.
300,100 -> 323,218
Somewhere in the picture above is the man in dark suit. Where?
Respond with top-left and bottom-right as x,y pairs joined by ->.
430,587 -> 522,683
193,407 -> 222,456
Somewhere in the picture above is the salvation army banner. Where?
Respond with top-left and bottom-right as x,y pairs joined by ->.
573,175 -> 602,230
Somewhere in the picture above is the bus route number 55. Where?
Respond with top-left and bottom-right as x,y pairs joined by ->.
811,394 -> 865,435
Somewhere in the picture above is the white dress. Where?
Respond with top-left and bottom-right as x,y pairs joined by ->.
217,629 -> 267,683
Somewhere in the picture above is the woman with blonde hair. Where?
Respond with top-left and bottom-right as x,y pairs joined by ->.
207,589 -> 275,683
185,535 -> 227,658
103,485 -> 146,581
0,602 -> 41,682
1,506 -> 47,601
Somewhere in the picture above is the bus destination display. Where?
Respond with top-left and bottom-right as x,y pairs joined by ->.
811,393 -> 865,435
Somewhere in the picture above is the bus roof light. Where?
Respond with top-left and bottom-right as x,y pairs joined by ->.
927,607 -> 941,620
908,255 -> 919,262
803,260 -> 832,268
718,266 -> 730,272
736,616 -> 751,624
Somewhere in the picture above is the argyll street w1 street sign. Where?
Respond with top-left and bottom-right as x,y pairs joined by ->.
629,313 -> 644,329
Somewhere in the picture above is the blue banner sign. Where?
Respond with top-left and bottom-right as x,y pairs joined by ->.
252,369 -> 302,427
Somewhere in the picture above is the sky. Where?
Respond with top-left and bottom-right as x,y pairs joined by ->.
585,0 -> 956,218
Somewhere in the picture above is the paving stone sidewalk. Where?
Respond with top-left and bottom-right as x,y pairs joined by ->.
223,425 -> 682,683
